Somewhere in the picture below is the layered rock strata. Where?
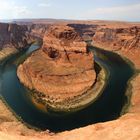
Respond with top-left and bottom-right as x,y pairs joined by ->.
0,23 -> 31,49
93,26 -> 140,51
17,25 -> 96,112
0,23 -> 51,63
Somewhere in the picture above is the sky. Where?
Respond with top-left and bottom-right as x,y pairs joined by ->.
0,0 -> 140,21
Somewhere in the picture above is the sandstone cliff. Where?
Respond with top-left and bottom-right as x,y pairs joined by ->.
93,26 -> 140,51
0,23 -> 51,50
0,23 -> 30,49
0,23 -> 51,63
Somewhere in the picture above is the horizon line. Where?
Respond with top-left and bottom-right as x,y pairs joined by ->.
0,18 -> 140,23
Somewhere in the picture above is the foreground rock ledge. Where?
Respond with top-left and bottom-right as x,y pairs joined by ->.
17,25 -> 96,112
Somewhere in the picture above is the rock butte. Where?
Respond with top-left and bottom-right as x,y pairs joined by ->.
17,25 -> 96,111
0,20 -> 140,139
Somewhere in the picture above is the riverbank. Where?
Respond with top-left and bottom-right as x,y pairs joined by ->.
91,45 -> 136,116
0,47 -> 19,64
93,43 -> 140,113
0,47 -> 46,137
25,60 -> 107,114
0,96 -> 40,137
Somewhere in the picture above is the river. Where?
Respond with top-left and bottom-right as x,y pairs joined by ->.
0,45 -> 134,132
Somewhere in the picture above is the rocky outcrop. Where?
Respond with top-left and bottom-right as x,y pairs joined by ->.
0,23 -> 51,50
0,23 -> 51,63
0,23 -> 30,49
17,25 -> 96,112
93,26 -> 140,51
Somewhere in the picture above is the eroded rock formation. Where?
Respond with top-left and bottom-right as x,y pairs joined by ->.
0,23 -> 51,50
93,26 -> 140,51
0,23 -> 51,62
0,23 -> 30,49
17,25 -> 96,112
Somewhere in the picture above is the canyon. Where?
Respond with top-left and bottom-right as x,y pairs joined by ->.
0,20 -> 140,140
0,23 -> 49,63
